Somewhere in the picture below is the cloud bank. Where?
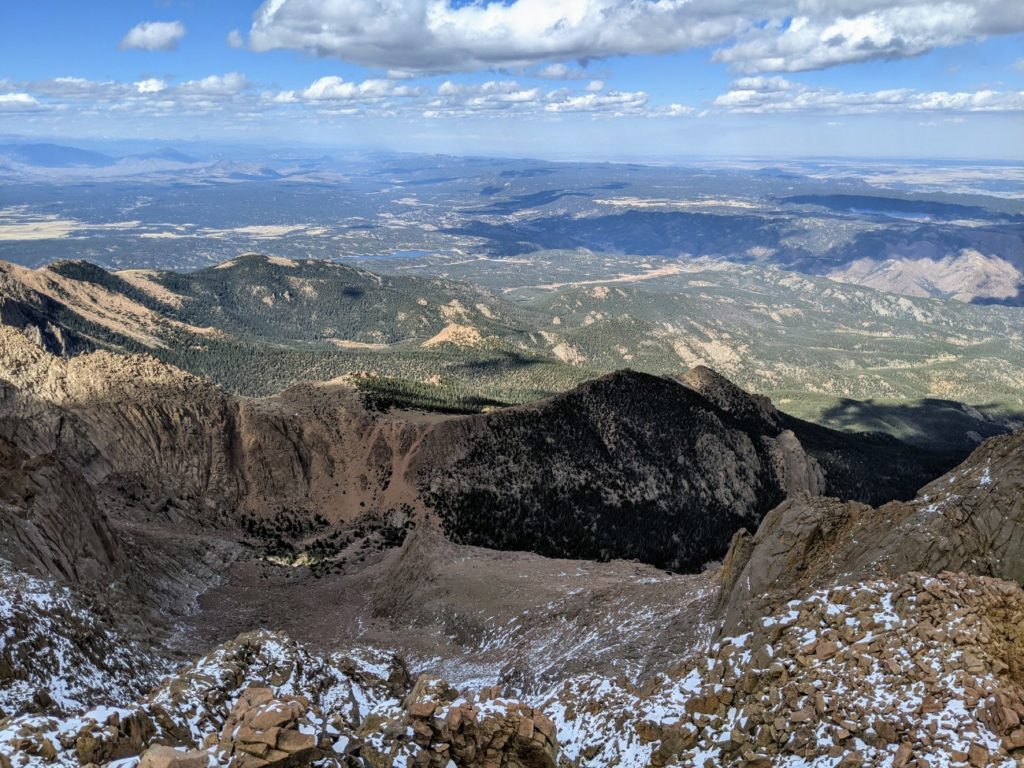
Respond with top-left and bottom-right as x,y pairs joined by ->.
245,0 -> 1024,74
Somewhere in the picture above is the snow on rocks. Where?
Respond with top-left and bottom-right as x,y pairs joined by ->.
536,572 -> 1024,767
0,630 -> 407,767
401,676 -> 558,768
0,629 -> 559,767
0,559 -> 163,716
6,569 -> 1024,767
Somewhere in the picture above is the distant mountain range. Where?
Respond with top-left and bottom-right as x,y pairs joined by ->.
3,144 -> 1022,306
0,142 -> 201,168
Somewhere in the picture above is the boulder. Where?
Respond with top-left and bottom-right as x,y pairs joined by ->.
138,745 -> 210,768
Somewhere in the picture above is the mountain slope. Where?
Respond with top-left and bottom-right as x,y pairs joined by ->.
0,314 -> 956,577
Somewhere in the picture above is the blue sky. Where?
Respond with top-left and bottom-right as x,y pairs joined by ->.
1,0 -> 1022,159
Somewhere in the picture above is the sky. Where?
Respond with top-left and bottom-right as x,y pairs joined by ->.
0,0 -> 1022,160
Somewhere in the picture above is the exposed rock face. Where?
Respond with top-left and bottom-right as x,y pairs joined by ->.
403,676 -> 558,768
0,325 -> 243,518
216,686 -> 324,767
138,745 -> 210,768
719,427 -> 1024,631
0,436 -> 124,589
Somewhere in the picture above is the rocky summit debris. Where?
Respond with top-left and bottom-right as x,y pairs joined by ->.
6,569 -> 1024,767
542,571 -> 1024,767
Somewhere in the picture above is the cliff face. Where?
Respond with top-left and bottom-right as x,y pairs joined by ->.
0,436 -> 124,590
718,426 -> 1024,632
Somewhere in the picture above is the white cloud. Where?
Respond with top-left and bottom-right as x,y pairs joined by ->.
0,93 -> 43,112
227,29 -> 245,49
661,103 -> 699,117
714,6 -> 971,73
585,80 -> 604,92
181,73 -> 248,95
119,20 -> 186,52
247,0 -> 743,72
245,0 -> 1024,74
544,90 -> 648,114
135,78 -> 167,94
714,76 -> 1024,113
537,63 -> 590,80
297,76 -> 419,102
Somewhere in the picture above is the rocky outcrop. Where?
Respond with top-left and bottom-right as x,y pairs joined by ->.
216,686 -> 325,767
404,676 -> 558,768
138,745 -> 210,768
719,427 -> 1024,631
0,436 -> 125,589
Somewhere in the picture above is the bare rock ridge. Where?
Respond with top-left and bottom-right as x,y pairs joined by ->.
719,425 -> 1024,632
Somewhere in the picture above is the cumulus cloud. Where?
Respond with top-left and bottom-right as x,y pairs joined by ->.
544,90 -> 648,114
135,78 -> 167,94
119,20 -> 186,52
714,76 -> 1024,113
714,6 -> 971,72
300,75 -> 418,101
247,0 -> 743,72
227,29 -> 245,49
245,0 -> 1024,74
659,103 -> 700,117
421,79 -> 655,118
427,80 -> 542,115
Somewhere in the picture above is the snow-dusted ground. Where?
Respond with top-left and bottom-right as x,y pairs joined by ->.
0,560 -> 164,715
3,568 -> 1023,767
535,572 -> 1021,767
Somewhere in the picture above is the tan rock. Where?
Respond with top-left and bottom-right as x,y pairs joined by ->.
138,745 -> 210,768
968,742 -> 989,767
